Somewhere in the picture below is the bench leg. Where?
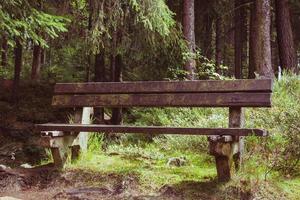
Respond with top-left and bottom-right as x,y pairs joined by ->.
229,107 -> 244,172
50,137 -> 83,167
233,138 -> 244,171
209,139 -> 234,182
51,147 -> 69,168
215,155 -> 232,182
209,137 -> 243,182
71,145 -> 81,161
69,107 -> 93,162
43,135 -> 77,167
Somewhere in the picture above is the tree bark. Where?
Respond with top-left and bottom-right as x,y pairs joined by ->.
215,18 -> 222,73
275,0 -> 298,73
1,35 -> 8,68
12,39 -> 22,103
248,2 -> 256,79
257,0 -> 273,78
183,0 -> 196,80
40,48 -> 46,65
110,29 -> 122,125
31,45 -> 42,80
203,13 -> 213,60
234,0 -> 248,79
249,0 -> 274,79
85,0 -> 95,82
94,51 -> 105,123
94,52 -> 105,82
111,54 -> 122,125
234,0 -> 242,79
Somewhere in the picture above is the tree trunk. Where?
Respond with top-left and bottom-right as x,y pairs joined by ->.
110,29 -> 122,125
271,10 -> 280,77
94,51 -> 105,123
248,2 -> 256,79
234,0 -> 248,79
85,0 -> 94,82
203,13 -> 213,60
12,39 -> 22,103
275,0 -> 298,73
241,1 -> 248,78
110,55 -> 116,82
1,35 -> 8,68
111,54 -> 122,125
257,0 -> 273,78
31,45 -> 42,80
40,48 -> 46,65
94,52 -> 105,82
183,0 -> 196,80
234,0 -> 242,79
249,0 -> 274,78
110,29 -> 117,81
215,18 -> 222,73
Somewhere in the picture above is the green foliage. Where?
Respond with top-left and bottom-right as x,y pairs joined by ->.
169,49 -> 229,80
129,0 -> 175,36
0,0 -> 69,47
27,9 -> 69,46
246,73 -> 300,176
42,39 -> 87,82
88,133 -> 105,152
196,54 -> 228,80
123,24 -> 186,81
124,107 -> 228,152
89,0 -> 175,51
0,67 -> 14,79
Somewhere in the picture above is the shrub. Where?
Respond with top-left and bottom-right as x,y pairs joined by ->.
246,73 -> 300,175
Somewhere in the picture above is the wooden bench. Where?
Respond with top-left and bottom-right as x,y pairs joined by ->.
35,79 -> 273,182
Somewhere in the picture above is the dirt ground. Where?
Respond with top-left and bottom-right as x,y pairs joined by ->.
0,165 -> 191,200
0,131 -> 187,200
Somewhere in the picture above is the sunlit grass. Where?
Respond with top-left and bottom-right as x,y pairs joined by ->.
277,178 -> 300,200
66,137 -> 216,190
63,137 -> 300,199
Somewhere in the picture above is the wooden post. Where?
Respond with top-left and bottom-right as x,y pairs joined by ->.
50,135 -> 77,168
49,107 -> 93,167
229,107 -> 244,170
71,107 -> 93,160
209,137 -> 234,182
209,107 -> 244,182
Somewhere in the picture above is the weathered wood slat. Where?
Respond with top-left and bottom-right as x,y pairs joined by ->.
52,93 -> 271,107
35,124 -> 268,136
54,79 -> 273,94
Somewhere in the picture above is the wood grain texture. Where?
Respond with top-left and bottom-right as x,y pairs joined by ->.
52,93 -> 271,108
54,79 -> 273,94
35,124 -> 268,136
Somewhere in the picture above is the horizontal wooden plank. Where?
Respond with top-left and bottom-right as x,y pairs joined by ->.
35,124 -> 268,136
54,79 -> 273,94
52,93 -> 271,107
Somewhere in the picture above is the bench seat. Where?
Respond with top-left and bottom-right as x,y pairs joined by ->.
35,124 -> 268,137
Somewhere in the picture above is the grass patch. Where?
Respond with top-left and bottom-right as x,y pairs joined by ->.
67,135 -> 216,191
64,134 -> 300,199
277,178 -> 300,200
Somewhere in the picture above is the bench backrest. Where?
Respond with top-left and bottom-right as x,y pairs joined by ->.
52,79 -> 273,108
